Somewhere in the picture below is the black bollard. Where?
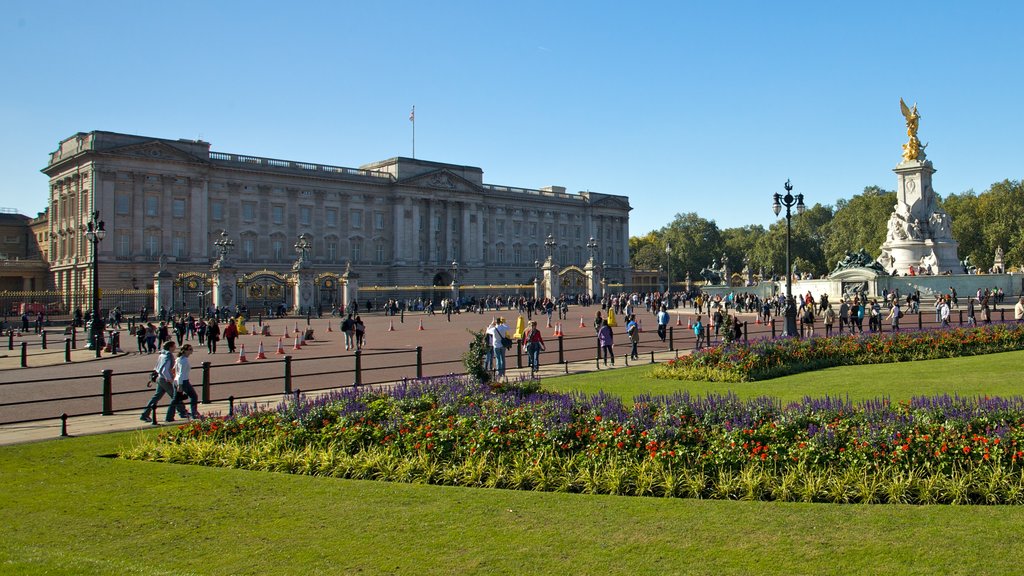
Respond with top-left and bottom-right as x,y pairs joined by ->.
918,311 -> 923,331
354,351 -> 362,386
284,355 -> 293,394
624,353 -> 629,367
101,369 -> 113,415
771,318 -> 776,339
558,335 -> 564,364
20,342 -> 27,367
42,331 -> 47,350
72,329 -> 77,349
743,322 -> 748,343
60,413 -> 69,437
669,326 -> 674,351
416,346 -> 423,379
201,361 -> 211,404
228,395 -> 235,417
7,331 -> 12,351
650,350 -> 655,364
564,360 -> 569,374
64,338 -> 71,363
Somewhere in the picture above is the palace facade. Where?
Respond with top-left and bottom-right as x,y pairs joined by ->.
40,131 -> 631,309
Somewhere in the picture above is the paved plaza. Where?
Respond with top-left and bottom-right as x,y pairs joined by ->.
0,305 -> 704,445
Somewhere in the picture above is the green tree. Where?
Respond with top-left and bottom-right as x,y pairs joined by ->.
661,213 -> 722,283
823,186 -> 895,270
629,232 -> 664,271
942,190 -> 984,269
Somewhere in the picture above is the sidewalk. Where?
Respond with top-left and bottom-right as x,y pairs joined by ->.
0,348 -> 686,446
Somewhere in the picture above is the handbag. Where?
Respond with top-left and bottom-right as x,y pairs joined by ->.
501,336 -> 513,348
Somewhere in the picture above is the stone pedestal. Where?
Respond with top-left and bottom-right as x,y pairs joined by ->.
293,270 -> 314,315
153,270 -> 174,315
879,159 -> 959,275
342,268 -> 360,311
585,260 -> 603,299
542,260 -> 559,301
211,268 -> 237,312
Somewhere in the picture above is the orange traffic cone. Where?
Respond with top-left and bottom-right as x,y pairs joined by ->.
236,345 -> 248,363
418,319 -> 425,331
293,336 -> 302,350
553,323 -> 563,337
687,318 -> 692,329
579,316 -> 586,328
388,319 -> 395,332
275,338 -> 286,354
256,340 -> 267,359
676,314 -> 682,326
299,331 -> 306,347
327,322 -> 333,332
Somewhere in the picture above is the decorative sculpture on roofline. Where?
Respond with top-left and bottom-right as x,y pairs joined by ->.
900,98 -> 928,162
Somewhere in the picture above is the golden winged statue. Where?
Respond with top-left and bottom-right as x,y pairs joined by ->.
899,98 -> 924,162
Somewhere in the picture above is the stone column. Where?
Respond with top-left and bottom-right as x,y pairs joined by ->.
342,268 -> 360,310
211,268 -> 237,312
586,260 -> 603,299
542,260 -> 559,301
153,270 -> 174,314
292,270 -> 315,315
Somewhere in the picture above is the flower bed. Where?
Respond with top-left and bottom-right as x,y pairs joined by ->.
653,324 -> 1024,382
121,375 -> 1024,504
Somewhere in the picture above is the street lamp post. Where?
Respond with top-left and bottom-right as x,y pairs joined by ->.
84,211 -> 106,355
665,242 -> 672,297
772,179 -> 806,337
294,234 -> 312,263
544,234 -> 556,261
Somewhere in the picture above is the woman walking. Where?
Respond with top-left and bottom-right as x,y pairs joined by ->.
523,319 -> 546,373
170,344 -> 200,420
597,319 -> 614,366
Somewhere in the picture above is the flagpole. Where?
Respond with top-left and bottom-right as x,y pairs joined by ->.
410,105 -> 416,158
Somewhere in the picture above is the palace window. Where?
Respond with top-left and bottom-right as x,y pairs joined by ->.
327,241 -> 337,262
351,210 -> 363,229
376,242 -> 386,263
242,202 -> 256,221
116,231 -> 131,260
172,235 -> 186,258
145,196 -> 159,217
211,201 -> 224,221
272,239 -> 283,260
144,232 -> 160,257
273,205 -> 285,225
172,198 -> 186,219
116,193 -> 130,215
242,238 -> 255,262
299,206 -> 312,226
326,208 -> 338,227
351,239 -> 362,262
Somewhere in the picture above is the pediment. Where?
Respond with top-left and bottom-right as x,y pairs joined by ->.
588,194 -> 632,210
399,169 -> 481,193
103,141 -> 207,163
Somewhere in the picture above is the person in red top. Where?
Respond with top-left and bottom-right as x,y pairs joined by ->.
524,320 -> 546,374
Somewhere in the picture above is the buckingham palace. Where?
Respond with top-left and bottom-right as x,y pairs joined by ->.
39,131 -> 631,312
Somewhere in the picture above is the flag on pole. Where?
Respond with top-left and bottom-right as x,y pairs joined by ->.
409,106 -> 415,122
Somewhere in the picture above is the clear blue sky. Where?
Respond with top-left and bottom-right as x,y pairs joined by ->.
2,1 -> 1022,235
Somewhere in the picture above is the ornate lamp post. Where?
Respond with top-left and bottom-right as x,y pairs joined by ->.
294,234 -> 312,263
451,260 -> 459,286
772,179 -> 806,337
213,230 -> 235,265
544,234 -> 556,261
665,242 -> 672,295
84,211 -> 106,354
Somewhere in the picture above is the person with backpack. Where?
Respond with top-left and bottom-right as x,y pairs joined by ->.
523,319 -> 546,373
341,314 -> 355,351
354,315 -> 366,350
887,301 -> 903,332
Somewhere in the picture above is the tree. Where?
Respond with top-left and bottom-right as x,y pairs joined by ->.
823,186 -> 895,270
629,232 -> 664,271
661,213 -> 722,282
721,225 -> 766,274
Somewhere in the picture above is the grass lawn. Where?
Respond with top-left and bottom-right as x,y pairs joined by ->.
4,353 -> 1024,574
543,349 -> 1024,404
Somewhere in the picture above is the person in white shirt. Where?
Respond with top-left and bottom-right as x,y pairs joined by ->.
486,317 -> 510,378
169,344 -> 199,420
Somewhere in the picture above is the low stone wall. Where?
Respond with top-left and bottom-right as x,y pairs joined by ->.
776,273 -> 1022,302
